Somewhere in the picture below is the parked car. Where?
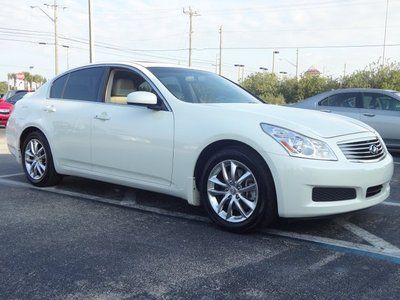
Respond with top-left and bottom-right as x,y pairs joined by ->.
0,98 -> 13,127
293,88 -> 400,149
2,90 -> 29,101
0,91 -> 30,127
6,63 -> 394,232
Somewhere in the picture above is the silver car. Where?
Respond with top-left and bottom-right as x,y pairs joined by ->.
293,88 -> 400,149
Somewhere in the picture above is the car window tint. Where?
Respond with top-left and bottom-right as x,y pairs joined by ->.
63,67 -> 105,101
362,93 -> 400,111
319,93 -> 358,108
7,92 -> 27,104
106,70 -> 155,105
50,74 -> 68,98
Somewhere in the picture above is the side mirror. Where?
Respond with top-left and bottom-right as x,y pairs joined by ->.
127,91 -> 158,107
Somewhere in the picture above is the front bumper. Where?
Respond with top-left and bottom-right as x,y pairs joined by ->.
262,136 -> 394,218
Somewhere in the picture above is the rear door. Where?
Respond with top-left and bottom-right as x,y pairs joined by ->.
45,67 -> 107,170
359,92 -> 400,147
317,92 -> 361,120
91,67 -> 174,186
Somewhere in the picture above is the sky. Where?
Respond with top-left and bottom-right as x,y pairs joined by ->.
0,0 -> 399,83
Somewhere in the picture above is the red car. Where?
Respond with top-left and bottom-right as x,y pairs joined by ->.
0,91 -> 29,127
0,98 -> 13,127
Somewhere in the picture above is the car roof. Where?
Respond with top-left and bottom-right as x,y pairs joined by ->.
75,61 -> 194,70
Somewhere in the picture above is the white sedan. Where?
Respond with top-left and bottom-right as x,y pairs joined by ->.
6,62 -> 394,232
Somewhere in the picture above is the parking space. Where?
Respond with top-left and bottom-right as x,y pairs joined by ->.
1,128 -> 400,298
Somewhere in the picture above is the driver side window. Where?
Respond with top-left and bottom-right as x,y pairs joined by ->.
105,69 -> 155,105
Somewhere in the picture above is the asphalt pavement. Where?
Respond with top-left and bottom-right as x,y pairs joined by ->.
0,128 -> 400,299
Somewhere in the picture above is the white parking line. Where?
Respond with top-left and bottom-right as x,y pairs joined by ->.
263,229 -> 400,262
0,177 -> 209,223
335,219 -> 400,253
0,176 -> 400,264
0,172 -> 24,179
383,201 -> 400,207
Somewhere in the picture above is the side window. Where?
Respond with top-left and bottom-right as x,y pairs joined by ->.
319,93 -> 358,108
50,74 -> 68,98
362,93 -> 400,111
63,67 -> 105,101
106,69 -> 155,105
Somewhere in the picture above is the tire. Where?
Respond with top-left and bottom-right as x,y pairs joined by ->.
21,131 -> 62,187
200,146 -> 277,233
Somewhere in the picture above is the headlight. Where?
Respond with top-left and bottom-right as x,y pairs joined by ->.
0,109 -> 10,114
261,123 -> 337,161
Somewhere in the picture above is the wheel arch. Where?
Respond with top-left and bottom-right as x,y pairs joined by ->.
19,126 -> 49,152
193,139 -> 276,191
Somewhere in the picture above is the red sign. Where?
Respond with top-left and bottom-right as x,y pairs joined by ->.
16,73 -> 25,80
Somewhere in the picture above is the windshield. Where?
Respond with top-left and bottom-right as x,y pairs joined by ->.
148,67 -> 260,104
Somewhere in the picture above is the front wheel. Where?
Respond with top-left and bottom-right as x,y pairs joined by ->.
200,146 -> 277,233
22,131 -> 62,187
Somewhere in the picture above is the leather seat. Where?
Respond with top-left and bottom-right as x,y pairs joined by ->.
110,78 -> 135,104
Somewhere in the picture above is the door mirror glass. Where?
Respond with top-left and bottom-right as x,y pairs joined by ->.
127,91 -> 157,106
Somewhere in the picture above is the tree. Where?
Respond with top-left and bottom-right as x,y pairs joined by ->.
241,60 -> 400,104
0,81 -> 8,95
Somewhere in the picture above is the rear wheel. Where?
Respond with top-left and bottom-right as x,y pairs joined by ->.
22,131 -> 62,187
200,146 -> 277,232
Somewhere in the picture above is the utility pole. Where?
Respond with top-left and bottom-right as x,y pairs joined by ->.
382,0 -> 389,65
295,48 -> 299,79
183,7 -> 200,67
218,25 -> 222,75
343,63 -> 347,77
31,1 -> 65,76
88,0 -> 95,63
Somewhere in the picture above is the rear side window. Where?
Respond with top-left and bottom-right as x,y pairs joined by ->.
319,93 -> 359,108
63,67 -> 105,101
50,74 -> 68,98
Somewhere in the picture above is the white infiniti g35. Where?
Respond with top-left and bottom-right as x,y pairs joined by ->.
6,62 -> 394,232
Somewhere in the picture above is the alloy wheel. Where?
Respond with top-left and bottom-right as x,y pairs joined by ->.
207,160 -> 259,223
24,139 -> 47,180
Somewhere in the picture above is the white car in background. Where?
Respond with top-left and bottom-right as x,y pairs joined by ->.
6,62 -> 394,232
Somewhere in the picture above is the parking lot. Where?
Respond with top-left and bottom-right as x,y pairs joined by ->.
0,128 -> 399,299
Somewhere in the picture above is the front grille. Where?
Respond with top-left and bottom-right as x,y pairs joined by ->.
366,185 -> 383,198
338,137 -> 385,162
312,187 -> 357,202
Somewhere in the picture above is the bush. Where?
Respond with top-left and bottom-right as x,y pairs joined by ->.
241,60 -> 400,104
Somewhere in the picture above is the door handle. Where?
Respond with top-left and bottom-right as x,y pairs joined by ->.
322,109 -> 331,113
363,113 -> 375,117
94,113 -> 110,121
44,105 -> 56,112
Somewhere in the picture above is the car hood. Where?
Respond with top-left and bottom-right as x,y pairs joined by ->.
203,103 -> 370,138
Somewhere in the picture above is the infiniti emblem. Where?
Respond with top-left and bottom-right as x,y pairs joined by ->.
369,144 -> 379,155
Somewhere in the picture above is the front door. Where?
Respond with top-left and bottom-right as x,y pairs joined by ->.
91,68 -> 174,186
359,92 -> 400,147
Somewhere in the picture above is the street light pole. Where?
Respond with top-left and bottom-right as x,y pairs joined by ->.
88,0 -> 95,63
62,45 -> 70,69
218,25 -> 222,75
295,48 -> 299,79
382,0 -> 389,65
31,1 -> 64,76
234,64 -> 245,83
272,51 -> 279,74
